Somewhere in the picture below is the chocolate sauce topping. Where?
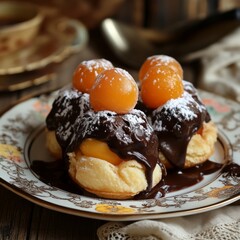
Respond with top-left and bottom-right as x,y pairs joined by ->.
184,81 -> 211,122
152,91 -> 208,168
46,88 -> 163,190
46,88 -> 90,147
67,109 -> 163,189
137,81 -> 211,169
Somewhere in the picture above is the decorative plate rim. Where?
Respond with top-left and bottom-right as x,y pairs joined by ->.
0,179 -> 239,221
0,90 -> 239,221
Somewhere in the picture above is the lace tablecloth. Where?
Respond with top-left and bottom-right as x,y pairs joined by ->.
186,27 -> 240,102
97,206 -> 240,240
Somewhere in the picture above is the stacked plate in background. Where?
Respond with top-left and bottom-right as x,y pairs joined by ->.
0,2 -> 88,91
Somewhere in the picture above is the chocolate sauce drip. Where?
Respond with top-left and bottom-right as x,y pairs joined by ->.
136,81 -> 211,169
135,160 -> 223,199
135,181 -> 167,199
152,93 -> 208,168
66,109 -> 163,190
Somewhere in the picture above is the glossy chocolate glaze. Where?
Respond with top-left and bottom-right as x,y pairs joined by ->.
46,88 -> 163,191
68,109 -> 163,190
136,160 -> 223,199
137,81 -> 211,169
46,88 -> 90,148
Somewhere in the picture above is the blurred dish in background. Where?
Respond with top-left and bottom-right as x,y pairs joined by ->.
0,1 -> 43,56
0,0 -> 125,29
0,5 -> 88,91
0,65 -> 56,92
0,14 -> 88,75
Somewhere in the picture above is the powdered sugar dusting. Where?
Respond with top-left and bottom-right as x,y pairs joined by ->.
57,87 -> 81,100
92,67 -> 137,95
157,92 -> 200,121
67,108 -> 154,148
55,89 -> 89,119
80,59 -> 113,73
46,87 -> 91,145
75,59 -> 113,87
148,55 -> 175,66
183,80 -> 195,92
152,91 -> 205,132
114,68 -> 134,82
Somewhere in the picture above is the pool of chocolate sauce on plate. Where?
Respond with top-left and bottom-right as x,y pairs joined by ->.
29,159 -> 239,199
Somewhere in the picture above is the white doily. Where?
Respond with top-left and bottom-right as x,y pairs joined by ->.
97,206 -> 240,240
185,27 -> 240,102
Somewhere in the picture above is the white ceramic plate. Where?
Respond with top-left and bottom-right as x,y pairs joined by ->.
0,90 -> 239,221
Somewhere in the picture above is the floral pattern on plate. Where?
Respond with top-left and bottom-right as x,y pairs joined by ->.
0,90 -> 239,220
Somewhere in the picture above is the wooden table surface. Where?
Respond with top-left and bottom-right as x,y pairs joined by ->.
0,28 -> 238,240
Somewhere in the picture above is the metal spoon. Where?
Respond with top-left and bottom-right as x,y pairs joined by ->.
101,9 -> 240,68
101,18 -> 167,68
